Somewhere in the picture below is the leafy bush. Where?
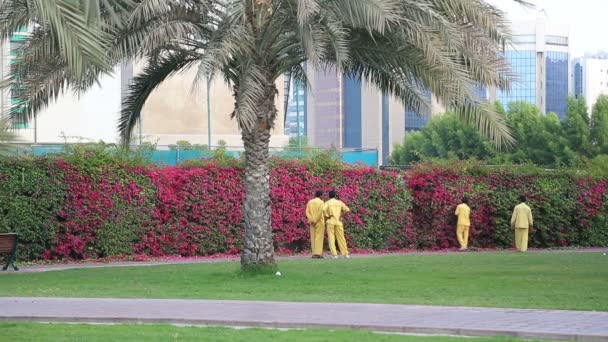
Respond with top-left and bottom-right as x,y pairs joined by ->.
406,162 -> 608,249
1,154 -> 607,261
0,158 -> 65,260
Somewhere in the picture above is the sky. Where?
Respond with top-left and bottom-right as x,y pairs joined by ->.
486,0 -> 608,57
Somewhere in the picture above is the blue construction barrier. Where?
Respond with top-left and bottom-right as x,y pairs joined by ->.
341,150 -> 378,166
21,145 -> 378,167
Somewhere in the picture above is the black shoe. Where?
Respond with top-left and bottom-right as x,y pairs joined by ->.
312,255 -> 323,259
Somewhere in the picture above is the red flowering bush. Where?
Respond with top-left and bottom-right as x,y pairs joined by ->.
405,162 -> 608,249
269,160 -> 413,252
138,164 -> 245,256
1,154 -> 608,262
52,160 -> 157,259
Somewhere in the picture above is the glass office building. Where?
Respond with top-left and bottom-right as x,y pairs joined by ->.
496,20 -> 570,119
545,51 -> 569,119
574,61 -> 583,99
497,50 -> 537,111
284,78 -> 307,139
9,27 -> 29,129
473,84 -> 488,101
405,90 -> 432,131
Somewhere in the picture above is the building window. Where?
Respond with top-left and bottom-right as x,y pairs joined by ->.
545,51 -> 568,120
497,50 -> 537,111
574,62 -> 583,99
9,28 -> 29,129
284,78 -> 306,138
545,35 -> 568,46
514,35 -> 536,44
405,90 -> 432,131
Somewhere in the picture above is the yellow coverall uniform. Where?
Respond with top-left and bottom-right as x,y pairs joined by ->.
511,203 -> 533,252
454,203 -> 471,250
305,197 -> 325,256
323,198 -> 350,256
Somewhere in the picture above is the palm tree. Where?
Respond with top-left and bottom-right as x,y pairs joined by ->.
1,0 -> 530,270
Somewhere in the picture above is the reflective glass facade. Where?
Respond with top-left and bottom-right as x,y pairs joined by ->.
405,90 -> 432,131
382,94 -> 389,164
343,75 -> 362,148
284,79 -> 306,138
545,51 -> 569,119
9,27 -> 29,129
497,50 -> 537,111
574,62 -> 583,99
473,84 -> 487,101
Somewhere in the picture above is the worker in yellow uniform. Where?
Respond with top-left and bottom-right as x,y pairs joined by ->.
511,195 -> 533,252
454,197 -> 471,251
323,190 -> 351,259
305,190 -> 326,259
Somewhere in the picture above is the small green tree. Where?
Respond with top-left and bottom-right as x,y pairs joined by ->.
563,97 -> 591,157
591,95 -> 608,155
505,102 -> 569,166
390,113 -> 496,164
287,136 -> 309,149
391,101 -> 574,167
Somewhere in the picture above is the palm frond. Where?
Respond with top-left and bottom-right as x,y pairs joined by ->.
30,0 -> 109,76
6,0 -> 530,148
119,51 -> 198,145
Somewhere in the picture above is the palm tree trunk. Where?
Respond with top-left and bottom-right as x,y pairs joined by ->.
240,86 -> 277,271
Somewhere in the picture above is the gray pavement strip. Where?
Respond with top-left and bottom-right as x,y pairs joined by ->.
1,298 -> 607,341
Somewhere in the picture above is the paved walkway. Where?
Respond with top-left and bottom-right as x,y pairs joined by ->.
6,248 -> 608,274
1,297 -> 607,340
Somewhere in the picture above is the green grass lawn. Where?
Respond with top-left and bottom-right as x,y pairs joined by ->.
1,253 -> 606,311
0,322 -> 547,342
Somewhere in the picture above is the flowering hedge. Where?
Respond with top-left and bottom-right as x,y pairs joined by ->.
406,163 -> 608,249
0,156 -> 607,261
0,156 -> 411,260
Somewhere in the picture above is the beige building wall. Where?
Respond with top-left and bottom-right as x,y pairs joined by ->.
138,63 -> 289,148
360,81 -> 382,151
388,96 -> 406,157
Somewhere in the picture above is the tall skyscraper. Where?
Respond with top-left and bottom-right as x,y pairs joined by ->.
497,18 -> 571,119
300,67 -> 407,165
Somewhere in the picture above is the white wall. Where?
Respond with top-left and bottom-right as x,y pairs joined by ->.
33,67 -> 122,143
582,58 -> 608,112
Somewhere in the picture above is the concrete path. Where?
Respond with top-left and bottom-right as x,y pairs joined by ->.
6,248 -> 608,274
1,297 -> 607,341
